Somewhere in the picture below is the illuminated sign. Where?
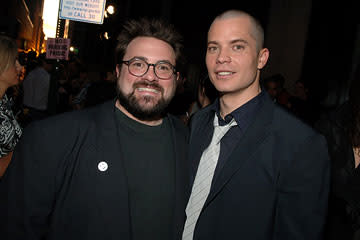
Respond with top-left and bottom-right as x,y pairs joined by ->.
59,0 -> 106,24
46,38 -> 71,60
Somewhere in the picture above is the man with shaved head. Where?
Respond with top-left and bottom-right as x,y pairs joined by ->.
183,9 -> 330,240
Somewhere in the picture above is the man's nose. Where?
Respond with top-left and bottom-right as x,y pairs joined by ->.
216,50 -> 231,63
143,65 -> 157,81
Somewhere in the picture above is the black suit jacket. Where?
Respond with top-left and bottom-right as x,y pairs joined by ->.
0,101 -> 189,240
188,94 -> 330,239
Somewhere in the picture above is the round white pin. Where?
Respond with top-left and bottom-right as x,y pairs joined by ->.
98,161 -> 108,172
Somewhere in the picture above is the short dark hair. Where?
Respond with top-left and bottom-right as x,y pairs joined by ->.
263,74 -> 285,88
115,18 -> 184,69
38,53 -> 54,65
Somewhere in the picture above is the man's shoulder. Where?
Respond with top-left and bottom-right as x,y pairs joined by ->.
30,67 -> 49,76
25,102 -> 110,135
24,67 -> 50,82
24,111 -> 86,138
17,102 -> 115,157
271,103 -> 320,139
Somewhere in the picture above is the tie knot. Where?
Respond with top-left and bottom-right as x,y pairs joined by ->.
212,115 -> 237,144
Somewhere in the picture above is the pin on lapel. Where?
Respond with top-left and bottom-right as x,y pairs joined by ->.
98,161 -> 108,172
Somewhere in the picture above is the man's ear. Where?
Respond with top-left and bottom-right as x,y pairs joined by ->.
257,48 -> 269,70
115,64 -> 120,78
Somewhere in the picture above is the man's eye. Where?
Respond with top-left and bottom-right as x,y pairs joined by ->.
207,46 -> 218,52
158,64 -> 170,71
233,45 -> 244,50
132,61 -> 145,68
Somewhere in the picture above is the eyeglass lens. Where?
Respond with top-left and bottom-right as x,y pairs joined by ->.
127,59 -> 174,79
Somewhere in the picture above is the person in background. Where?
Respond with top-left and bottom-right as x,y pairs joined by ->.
275,73 -> 291,107
316,75 -> 360,240
55,63 -> 72,113
0,18 -> 189,240
263,74 -> 279,102
196,75 -> 218,109
70,65 -> 92,110
6,51 -> 26,124
263,73 -> 291,108
84,69 -> 117,108
0,35 -> 23,178
183,9 -> 330,240
287,80 -> 320,126
167,74 -> 196,125
186,75 -> 218,123
22,53 -> 53,125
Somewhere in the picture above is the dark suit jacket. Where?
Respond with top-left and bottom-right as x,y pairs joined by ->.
188,94 -> 330,240
0,101 -> 189,240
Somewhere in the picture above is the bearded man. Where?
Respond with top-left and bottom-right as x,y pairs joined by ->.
0,18 -> 189,240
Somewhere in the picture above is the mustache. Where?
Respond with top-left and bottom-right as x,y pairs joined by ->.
133,80 -> 163,93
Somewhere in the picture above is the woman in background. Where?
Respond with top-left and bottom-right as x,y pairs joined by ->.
0,35 -> 23,178
316,75 -> 360,240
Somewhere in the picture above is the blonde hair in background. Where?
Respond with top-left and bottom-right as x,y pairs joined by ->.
0,35 -> 18,76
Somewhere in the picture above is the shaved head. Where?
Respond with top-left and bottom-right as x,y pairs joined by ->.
211,10 -> 264,51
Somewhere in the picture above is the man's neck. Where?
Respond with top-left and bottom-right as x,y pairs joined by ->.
219,86 -> 261,118
115,100 -> 163,126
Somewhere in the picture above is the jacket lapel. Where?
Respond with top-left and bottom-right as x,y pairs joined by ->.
204,96 -> 275,208
189,112 -> 214,184
168,115 -> 190,239
92,101 -> 131,236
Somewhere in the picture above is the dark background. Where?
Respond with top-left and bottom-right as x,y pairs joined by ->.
1,0 -> 359,109
74,0 -> 359,108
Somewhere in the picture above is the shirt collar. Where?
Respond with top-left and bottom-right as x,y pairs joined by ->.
211,90 -> 265,127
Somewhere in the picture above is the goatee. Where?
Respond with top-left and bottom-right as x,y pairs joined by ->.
116,81 -> 172,121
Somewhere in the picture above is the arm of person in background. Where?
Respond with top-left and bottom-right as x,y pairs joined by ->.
0,152 -> 13,178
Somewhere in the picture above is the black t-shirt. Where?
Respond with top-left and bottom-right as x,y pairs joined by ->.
115,108 -> 175,240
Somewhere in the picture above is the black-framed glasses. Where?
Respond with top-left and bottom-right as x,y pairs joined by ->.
121,57 -> 176,80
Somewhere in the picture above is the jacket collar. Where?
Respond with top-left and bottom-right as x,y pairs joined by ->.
189,94 -> 275,208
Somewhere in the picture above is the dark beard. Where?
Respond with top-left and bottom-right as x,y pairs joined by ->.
116,82 -> 172,121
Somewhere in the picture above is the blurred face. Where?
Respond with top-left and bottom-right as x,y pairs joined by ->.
265,81 -> 278,100
294,81 -> 307,99
0,59 -> 22,88
206,16 -> 269,99
116,37 -> 179,121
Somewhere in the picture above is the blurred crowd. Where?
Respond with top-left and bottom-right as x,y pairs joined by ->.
6,50 -> 117,128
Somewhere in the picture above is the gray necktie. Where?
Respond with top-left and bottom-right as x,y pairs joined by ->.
182,114 -> 237,240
